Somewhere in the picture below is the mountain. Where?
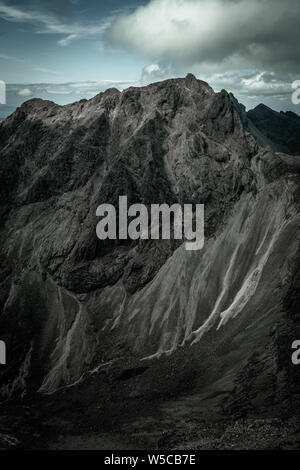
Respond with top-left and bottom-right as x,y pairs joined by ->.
247,103 -> 300,155
229,94 -> 279,150
0,74 -> 300,449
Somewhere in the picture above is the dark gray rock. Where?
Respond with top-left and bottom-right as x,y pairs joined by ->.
0,75 -> 300,446
247,103 -> 300,155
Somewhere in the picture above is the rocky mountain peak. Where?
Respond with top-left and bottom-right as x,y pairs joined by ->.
0,76 -> 300,440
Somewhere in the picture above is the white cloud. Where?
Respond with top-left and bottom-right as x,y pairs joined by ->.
0,52 -> 23,62
33,67 -> 62,75
140,63 -> 173,83
18,88 -> 33,97
240,72 -> 291,96
11,81 -> 135,102
106,0 -> 300,73
198,70 -> 293,97
57,33 -> 79,46
144,64 -> 160,75
0,1 -> 109,46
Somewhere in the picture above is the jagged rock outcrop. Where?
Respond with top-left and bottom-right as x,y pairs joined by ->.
0,74 -> 300,431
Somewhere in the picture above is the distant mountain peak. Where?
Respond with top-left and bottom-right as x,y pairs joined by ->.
248,102 -> 300,155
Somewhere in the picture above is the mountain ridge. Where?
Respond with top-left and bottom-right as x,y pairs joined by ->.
247,102 -> 300,155
0,73 -> 300,449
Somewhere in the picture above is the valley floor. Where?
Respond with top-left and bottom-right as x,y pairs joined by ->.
1,390 -> 300,450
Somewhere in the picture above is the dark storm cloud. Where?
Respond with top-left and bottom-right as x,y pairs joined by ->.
105,0 -> 300,73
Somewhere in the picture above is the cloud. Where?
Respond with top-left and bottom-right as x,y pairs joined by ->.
240,72 -> 292,97
0,52 -> 23,62
140,63 -> 173,83
9,80 -> 135,104
32,67 -> 62,75
197,69 -> 294,97
57,33 -> 79,46
0,1 -> 109,46
105,0 -> 300,74
105,0 -> 300,110
18,88 -> 33,96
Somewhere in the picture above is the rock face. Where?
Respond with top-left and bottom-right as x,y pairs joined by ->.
0,74 -> 300,429
230,94 -> 278,150
247,103 -> 300,155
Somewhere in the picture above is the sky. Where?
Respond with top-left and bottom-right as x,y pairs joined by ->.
0,0 -> 300,117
